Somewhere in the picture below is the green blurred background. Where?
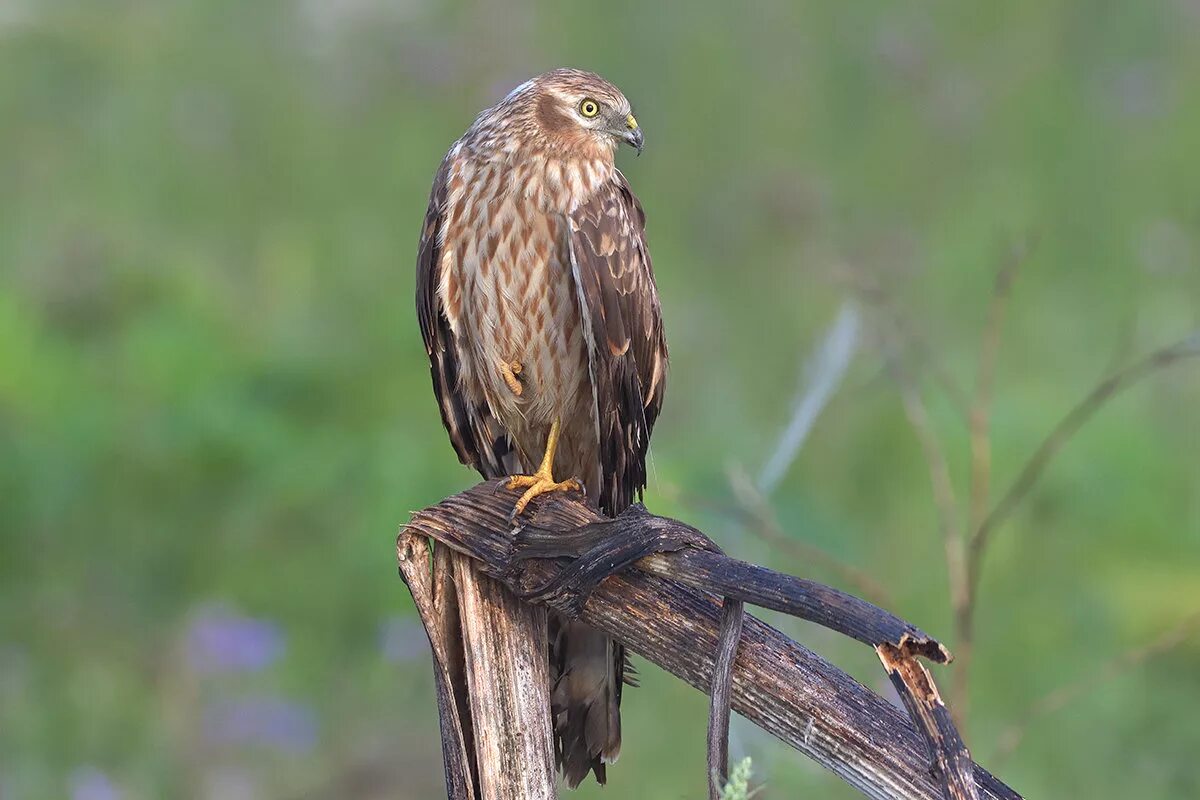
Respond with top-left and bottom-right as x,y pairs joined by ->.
3,1 -> 1199,798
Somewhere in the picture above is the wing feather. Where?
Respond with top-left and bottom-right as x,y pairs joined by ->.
566,169 -> 668,516
416,155 -> 511,478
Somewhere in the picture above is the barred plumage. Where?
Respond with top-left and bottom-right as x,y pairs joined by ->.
415,68 -> 667,787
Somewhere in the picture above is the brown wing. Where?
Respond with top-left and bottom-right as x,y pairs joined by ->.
416,155 -> 511,479
567,169 -> 668,516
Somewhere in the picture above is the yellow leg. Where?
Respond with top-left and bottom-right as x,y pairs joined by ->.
506,419 -> 582,516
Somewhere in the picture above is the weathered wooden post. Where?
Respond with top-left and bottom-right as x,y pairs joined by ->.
400,482 -> 1023,800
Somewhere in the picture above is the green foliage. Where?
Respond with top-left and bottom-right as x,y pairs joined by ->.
720,757 -> 759,800
1,1 -> 1199,798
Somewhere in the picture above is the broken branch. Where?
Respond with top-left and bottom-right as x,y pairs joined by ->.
401,482 -> 1019,800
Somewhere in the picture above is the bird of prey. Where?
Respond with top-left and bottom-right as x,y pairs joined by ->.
415,68 -> 668,786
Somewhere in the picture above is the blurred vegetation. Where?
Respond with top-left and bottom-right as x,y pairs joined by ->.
719,757 -> 757,800
2,1 -> 1199,798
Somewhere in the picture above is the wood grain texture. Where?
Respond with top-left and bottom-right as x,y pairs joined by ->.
401,482 -> 1021,800
396,534 -> 477,800
452,553 -> 557,800
878,642 -> 979,800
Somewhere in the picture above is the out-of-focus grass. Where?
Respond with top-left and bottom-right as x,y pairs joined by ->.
1,1 -> 1198,798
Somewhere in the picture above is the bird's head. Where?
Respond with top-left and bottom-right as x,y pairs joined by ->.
498,68 -> 643,159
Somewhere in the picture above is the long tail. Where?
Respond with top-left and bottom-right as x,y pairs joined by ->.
550,616 -> 625,787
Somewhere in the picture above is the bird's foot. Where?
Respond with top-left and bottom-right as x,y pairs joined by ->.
499,360 -> 524,397
506,470 -> 583,518
508,507 -> 717,617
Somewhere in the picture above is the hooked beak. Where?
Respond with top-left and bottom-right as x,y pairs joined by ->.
621,114 -> 643,155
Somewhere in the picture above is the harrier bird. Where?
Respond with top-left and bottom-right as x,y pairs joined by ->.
415,69 -> 668,786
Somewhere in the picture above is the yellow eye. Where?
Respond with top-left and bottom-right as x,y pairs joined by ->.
579,98 -> 600,118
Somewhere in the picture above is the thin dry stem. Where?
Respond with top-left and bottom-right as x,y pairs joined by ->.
727,467 -> 894,607
886,338 -> 974,730
844,264 -> 971,420
893,369 -> 968,640
959,241 -> 1031,717
968,242 -> 1030,537
967,331 -> 1200,602
956,330 -> 1200,733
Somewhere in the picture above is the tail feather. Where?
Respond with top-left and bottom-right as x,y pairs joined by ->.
550,616 -> 623,787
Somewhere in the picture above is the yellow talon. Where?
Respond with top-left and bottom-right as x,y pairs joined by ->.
507,473 -> 582,516
505,419 -> 582,516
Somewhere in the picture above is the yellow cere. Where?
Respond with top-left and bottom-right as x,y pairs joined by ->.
626,114 -> 638,130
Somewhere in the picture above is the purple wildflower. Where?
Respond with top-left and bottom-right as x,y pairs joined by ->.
185,606 -> 284,674
69,767 -> 121,800
202,696 -> 318,754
